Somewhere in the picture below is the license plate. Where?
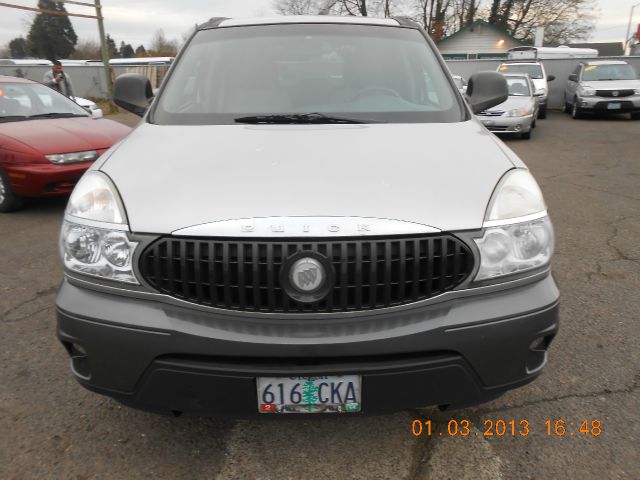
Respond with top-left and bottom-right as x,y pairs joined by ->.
607,103 -> 621,110
257,375 -> 361,414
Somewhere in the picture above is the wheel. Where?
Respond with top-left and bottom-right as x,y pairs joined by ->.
571,99 -> 583,119
0,169 -> 24,213
563,102 -> 571,114
532,118 -> 537,129
537,106 -> 547,119
521,130 -> 531,140
631,112 -> 640,120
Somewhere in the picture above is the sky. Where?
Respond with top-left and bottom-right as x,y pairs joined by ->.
0,0 -> 638,50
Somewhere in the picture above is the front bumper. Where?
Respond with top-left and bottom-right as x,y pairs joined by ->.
56,275 -> 559,416
576,95 -> 640,113
478,114 -> 534,134
6,162 -> 91,197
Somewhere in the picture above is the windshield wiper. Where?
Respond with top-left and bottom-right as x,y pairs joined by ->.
234,112 -> 384,124
28,113 -> 88,119
0,115 -> 30,123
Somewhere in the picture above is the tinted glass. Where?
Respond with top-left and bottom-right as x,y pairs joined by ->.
0,83 -> 88,121
499,64 -> 543,79
581,63 -> 637,81
153,24 -> 464,124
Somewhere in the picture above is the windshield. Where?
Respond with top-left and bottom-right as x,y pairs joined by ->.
582,63 -> 637,81
153,24 -> 463,125
498,64 -> 543,79
506,77 -> 531,96
0,82 -> 89,122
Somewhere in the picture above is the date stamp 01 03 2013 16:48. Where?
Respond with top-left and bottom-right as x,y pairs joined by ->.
411,419 -> 604,438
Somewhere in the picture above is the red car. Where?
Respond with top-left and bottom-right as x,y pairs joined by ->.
0,75 -> 131,212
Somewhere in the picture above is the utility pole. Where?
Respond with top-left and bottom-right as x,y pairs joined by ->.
93,0 -> 115,113
625,2 -> 640,54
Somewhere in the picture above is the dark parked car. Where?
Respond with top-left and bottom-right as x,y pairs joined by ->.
0,75 -> 131,212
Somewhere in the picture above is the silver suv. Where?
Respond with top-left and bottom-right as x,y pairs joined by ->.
56,16 -> 559,416
564,60 -> 640,119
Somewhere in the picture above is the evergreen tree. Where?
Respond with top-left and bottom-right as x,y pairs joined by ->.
27,0 -> 78,60
119,42 -> 135,58
8,38 -> 28,58
106,34 -> 119,58
135,44 -> 147,57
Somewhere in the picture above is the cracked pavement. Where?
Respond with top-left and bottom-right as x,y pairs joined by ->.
1,112 -> 638,479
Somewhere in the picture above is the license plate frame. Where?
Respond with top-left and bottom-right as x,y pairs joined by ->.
257,375 -> 362,414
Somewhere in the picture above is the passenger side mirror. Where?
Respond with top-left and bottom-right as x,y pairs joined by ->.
547,75 -> 556,82
568,74 -> 578,82
465,72 -> 509,114
113,73 -> 154,116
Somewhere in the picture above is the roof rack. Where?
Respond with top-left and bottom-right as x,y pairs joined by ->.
197,17 -> 229,30
393,16 -> 421,29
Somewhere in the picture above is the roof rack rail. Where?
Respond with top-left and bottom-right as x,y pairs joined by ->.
198,17 -> 229,30
393,16 -> 421,29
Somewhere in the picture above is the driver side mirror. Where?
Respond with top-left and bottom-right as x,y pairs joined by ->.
113,73 -> 154,117
465,72 -> 508,114
547,75 -> 556,82
568,74 -> 578,82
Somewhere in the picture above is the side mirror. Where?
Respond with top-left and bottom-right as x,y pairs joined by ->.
547,75 -> 556,82
465,71 -> 508,114
91,108 -> 103,119
113,73 -> 154,116
568,74 -> 578,82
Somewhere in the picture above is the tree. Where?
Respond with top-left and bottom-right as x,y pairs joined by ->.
148,29 -> 178,56
120,42 -> 135,58
106,34 -> 119,58
27,0 -> 78,60
135,44 -> 147,57
69,38 -> 101,59
8,37 -> 28,59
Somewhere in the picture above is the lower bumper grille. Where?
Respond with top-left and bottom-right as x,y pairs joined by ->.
139,235 -> 474,313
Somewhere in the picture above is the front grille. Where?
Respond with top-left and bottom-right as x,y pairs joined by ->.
596,89 -> 634,98
139,235 -> 474,313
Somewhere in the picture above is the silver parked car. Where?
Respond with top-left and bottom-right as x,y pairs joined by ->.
477,74 -> 539,140
56,16 -> 558,416
497,61 -> 555,119
564,60 -> 640,119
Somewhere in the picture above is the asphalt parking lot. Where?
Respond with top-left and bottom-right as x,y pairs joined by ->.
1,111 -> 638,479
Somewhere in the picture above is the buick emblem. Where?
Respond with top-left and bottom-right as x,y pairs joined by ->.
612,91 -> 619,97
289,258 -> 324,292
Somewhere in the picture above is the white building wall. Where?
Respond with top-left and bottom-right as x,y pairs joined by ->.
439,23 -> 520,55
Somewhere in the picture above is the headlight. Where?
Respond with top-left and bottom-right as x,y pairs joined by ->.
46,150 -> 98,164
61,171 -> 138,283
475,217 -> 554,280
534,88 -> 547,96
579,86 -> 596,97
61,221 -> 138,283
474,169 -> 553,281
505,108 -> 529,117
66,171 -> 127,224
634,88 -> 640,95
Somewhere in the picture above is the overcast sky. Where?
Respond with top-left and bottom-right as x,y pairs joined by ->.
0,0 -> 637,50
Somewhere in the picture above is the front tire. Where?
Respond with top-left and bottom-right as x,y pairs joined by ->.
0,169 -> 24,213
631,112 -> 640,120
538,106 -> 547,119
521,130 -> 531,140
571,100 -> 583,119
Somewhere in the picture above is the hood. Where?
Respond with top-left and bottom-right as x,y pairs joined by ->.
581,79 -> 640,90
101,120 -> 516,233
1,117 -> 130,155
484,96 -> 533,113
